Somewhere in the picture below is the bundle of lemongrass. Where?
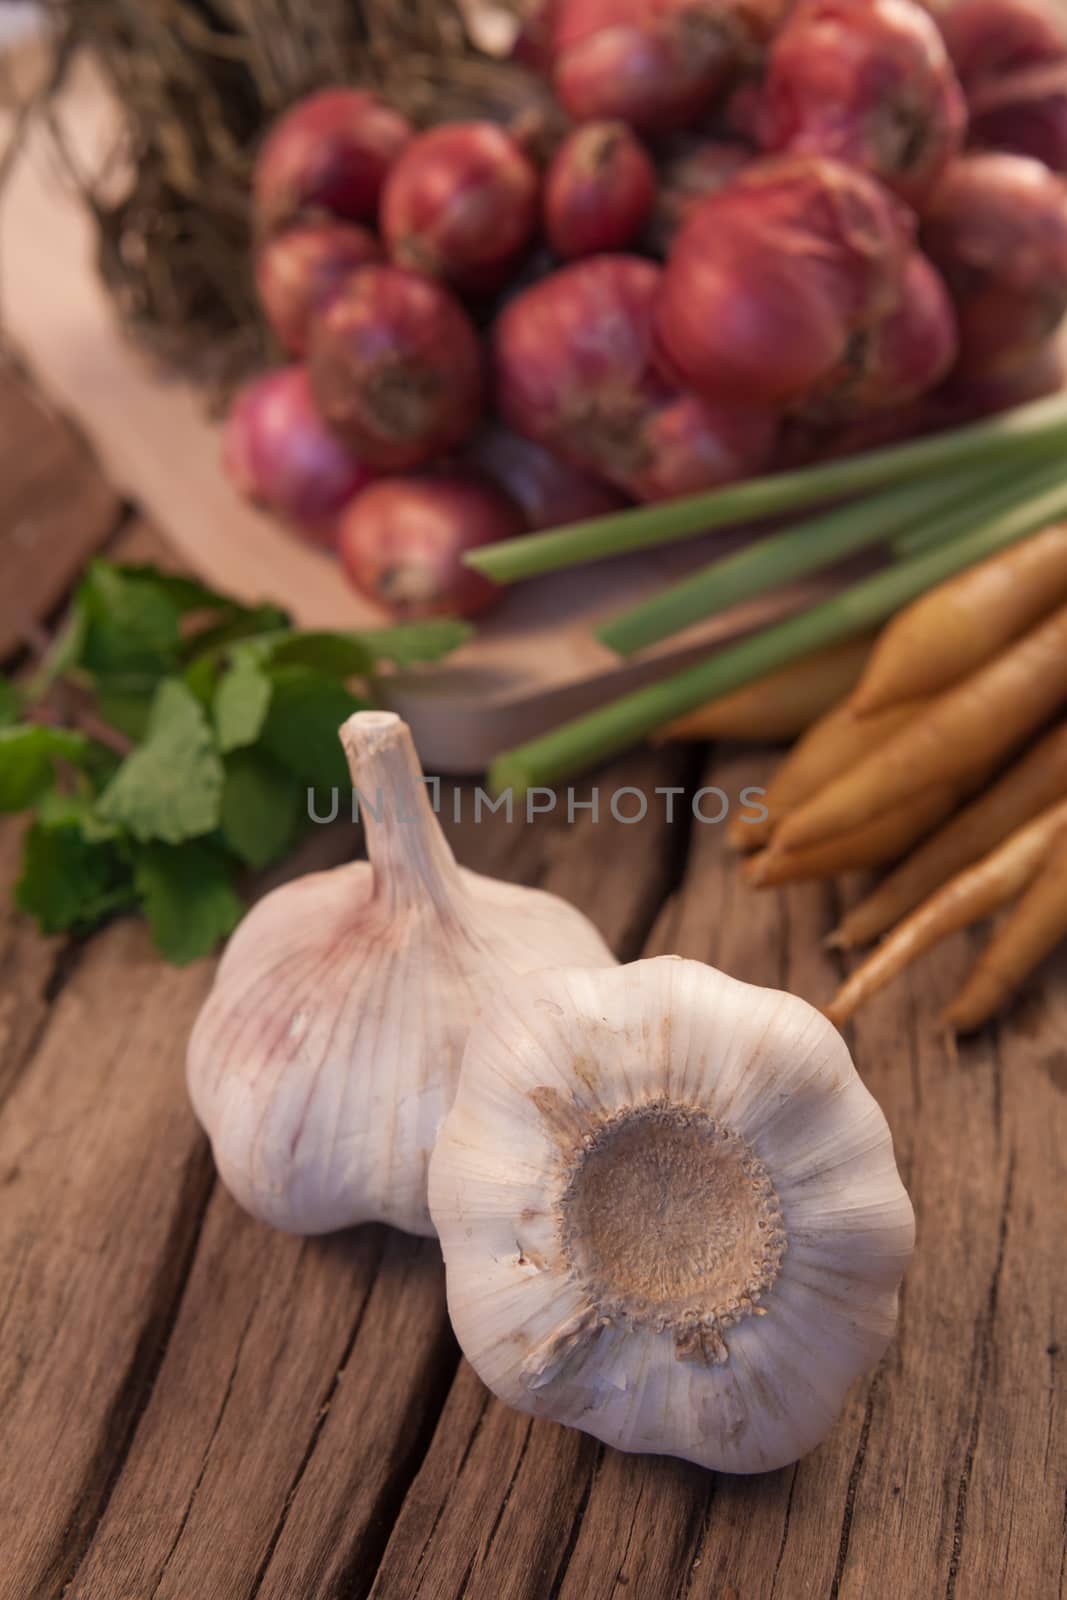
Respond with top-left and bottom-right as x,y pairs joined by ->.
471,392 -> 1067,798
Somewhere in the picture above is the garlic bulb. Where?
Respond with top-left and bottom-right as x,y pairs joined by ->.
429,957 -> 914,1474
186,712 -> 615,1238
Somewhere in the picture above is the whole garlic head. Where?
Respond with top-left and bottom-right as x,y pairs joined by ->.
187,712 -> 615,1238
429,956 -> 915,1474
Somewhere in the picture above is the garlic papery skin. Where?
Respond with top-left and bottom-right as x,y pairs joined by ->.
428,956 -> 915,1475
186,712 -> 615,1238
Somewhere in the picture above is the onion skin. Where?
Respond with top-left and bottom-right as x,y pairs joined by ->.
932,338 -> 1065,424
643,138 -> 751,253
253,89 -> 412,235
469,426 -> 626,529
381,122 -> 540,295
655,156 -> 913,408
493,256 -> 776,499
922,151 -> 1067,378
967,61 -> 1067,170
939,0 -> 1067,92
512,0 -> 560,71
308,266 -> 484,471
493,254 -> 666,482
620,393 -> 778,502
804,252 -> 959,420
552,0 -> 757,134
338,475 -> 514,619
781,404 -> 926,468
760,0 -> 968,204
255,222 -> 382,356
222,367 -> 373,544
545,122 -> 656,257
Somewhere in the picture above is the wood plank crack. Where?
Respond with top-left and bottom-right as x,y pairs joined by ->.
944,1151 -> 1016,1600
770,1465 -> 799,1599
409,1385 -> 495,1590
829,1371 -> 881,1600
247,1234 -> 389,1599
0,937 -> 86,1117
59,1147 -> 216,1600
675,1480 -> 718,1600
547,1445 -> 602,1599
474,1417 -> 535,1582
149,1277 -> 262,1600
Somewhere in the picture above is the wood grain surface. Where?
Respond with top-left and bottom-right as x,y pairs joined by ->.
0,368 -> 1062,1600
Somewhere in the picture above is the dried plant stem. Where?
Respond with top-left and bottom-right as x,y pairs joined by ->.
10,1 -> 535,383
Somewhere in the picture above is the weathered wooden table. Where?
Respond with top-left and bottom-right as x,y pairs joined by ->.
0,369 -> 1062,1600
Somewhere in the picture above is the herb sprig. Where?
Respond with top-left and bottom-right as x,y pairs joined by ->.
2,562 -> 468,963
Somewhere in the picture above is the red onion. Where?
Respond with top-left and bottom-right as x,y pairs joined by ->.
255,222 -> 382,356
552,0 -> 768,134
222,367 -> 373,544
804,252 -> 959,420
493,256 -> 776,499
967,61 -> 1067,170
655,156 -> 913,409
493,255 -> 665,479
381,122 -> 540,296
777,405 -> 925,468
470,426 -> 625,528
760,0 -> 967,204
922,151 -> 1067,377
932,338 -> 1066,423
338,475 -> 513,619
512,0 -> 560,71
544,122 -> 656,257
619,393 -> 778,502
308,266 -> 484,470
939,0 -> 1066,92
644,138 -> 750,253
253,89 -> 412,235
719,76 -> 768,145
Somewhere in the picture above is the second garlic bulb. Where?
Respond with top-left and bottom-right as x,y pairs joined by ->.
429,956 -> 915,1474
187,712 -> 615,1238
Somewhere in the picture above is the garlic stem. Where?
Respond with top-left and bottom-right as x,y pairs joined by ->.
339,712 -> 464,915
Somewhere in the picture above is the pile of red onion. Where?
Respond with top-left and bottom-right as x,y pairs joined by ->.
223,0 -> 1067,621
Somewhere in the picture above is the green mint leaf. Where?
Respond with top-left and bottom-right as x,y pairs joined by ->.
259,666 -> 367,789
0,724 -> 92,811
268,632 -> 376,677
183,603 -> 291,660
94,675 -> 160,742
263,620 -> 471,678
97,678 -> 224,843
183,655 -> 218,709
79,562 -> 184,677
36,789 -> 123,841
107,565 -> 258,615
357,619 -> 473,666
132,841 -> 243,964
16,816 -> 136,934
220,748 -> 304,869
0,679 -> 23,727
215,651 -> 273,753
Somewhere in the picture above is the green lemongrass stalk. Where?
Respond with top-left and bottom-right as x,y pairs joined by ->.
468,391 -> 1067,584
597,461 -> 1016,658
489,463 -> 1067,796
892,505 -> 989,561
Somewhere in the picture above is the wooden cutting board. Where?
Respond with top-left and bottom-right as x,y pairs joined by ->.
1,47 -> 839,772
